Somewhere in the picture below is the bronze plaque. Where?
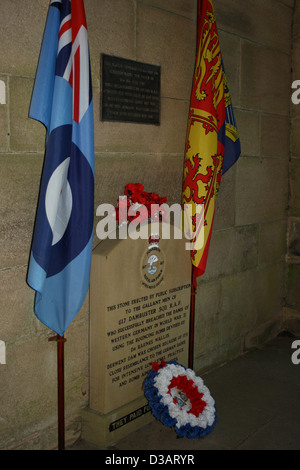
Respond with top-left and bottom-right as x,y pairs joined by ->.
101,54 -> 161,125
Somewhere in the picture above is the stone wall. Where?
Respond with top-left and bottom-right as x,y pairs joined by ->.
0,0 -> 295,449
286,0 -> 300,334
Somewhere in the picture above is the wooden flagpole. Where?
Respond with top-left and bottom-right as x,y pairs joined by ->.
57,335 -> 66,450
188,268 -> 196,369
49,334 -> 66,450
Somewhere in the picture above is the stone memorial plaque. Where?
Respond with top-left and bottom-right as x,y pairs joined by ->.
89,221 -> 191,415
101,54 -> 161,125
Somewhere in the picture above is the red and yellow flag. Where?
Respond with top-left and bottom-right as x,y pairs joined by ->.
182,0 -> 240,286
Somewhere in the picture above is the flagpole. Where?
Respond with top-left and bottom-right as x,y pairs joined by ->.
57,335 -> 66,450
188,268 -> 196,369
49,334 -> 66,450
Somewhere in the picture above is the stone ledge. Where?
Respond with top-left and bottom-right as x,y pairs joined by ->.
81,396 -> 154,449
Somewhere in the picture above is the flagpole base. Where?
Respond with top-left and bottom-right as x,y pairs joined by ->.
49,334 -> 67,450
189,282 -> 196,369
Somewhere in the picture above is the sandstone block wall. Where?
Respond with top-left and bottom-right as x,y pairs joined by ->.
286,0 -> 300,335
0,0 -> 295,449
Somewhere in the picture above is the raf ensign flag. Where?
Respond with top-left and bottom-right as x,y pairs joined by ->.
182,0 -> 240,286
27,0 -> 94,336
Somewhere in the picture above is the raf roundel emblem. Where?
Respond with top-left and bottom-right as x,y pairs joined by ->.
31,125 -> 94,277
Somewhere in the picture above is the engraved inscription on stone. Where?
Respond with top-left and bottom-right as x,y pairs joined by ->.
101,54 -> 161,125
89,222 -> 191,414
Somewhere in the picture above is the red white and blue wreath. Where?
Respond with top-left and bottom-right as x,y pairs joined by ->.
143,360 -> 217,439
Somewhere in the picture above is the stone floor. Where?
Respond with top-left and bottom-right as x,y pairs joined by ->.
68,333 -> 300,451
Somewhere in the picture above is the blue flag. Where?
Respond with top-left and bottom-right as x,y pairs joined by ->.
27,0 -> 94,336
221,61 -> 241,175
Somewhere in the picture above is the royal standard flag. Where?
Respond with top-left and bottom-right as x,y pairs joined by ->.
182,0 -> 240,285
27,0 -> 94,336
